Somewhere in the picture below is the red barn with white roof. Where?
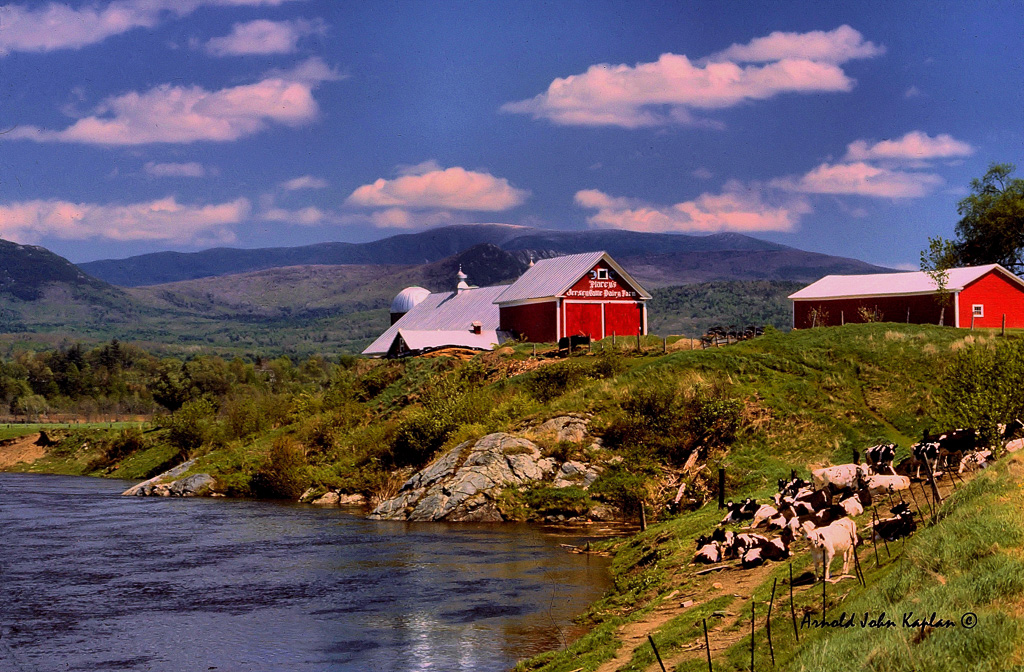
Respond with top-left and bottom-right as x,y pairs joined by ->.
789,264 -> 1024,329
495,251 -> 651,342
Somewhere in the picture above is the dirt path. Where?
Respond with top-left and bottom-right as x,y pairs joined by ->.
597,561 -> 777,672
0,434 -> 46,469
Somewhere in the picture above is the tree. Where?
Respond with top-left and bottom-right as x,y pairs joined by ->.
952,163 -> 1024,273
920,235 -> 958,325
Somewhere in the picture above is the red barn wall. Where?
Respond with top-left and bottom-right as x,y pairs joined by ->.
959,271 -> 1024,328
564,302 -> 603,339
500,302 -> 557,342
793,294 -> 953,329
604,301 -> 643,338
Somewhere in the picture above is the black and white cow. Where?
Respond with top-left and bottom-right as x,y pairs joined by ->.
720,498 -> 759,525
740,528 -> 796,569
865,443 -> 897,475
871,503 -> 916,542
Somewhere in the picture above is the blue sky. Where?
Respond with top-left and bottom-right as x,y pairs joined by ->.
0,0 -> 1021,267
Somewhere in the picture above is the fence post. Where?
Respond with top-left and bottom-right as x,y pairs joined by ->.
637,328 -> 641,352
718,468 -> 726,509
1003,314 -> 1006,336
971,314 -> 975,330
663,336 -> 667,353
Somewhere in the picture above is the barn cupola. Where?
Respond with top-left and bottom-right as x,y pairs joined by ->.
390,286 -> 431,325
456,265 -> 470,294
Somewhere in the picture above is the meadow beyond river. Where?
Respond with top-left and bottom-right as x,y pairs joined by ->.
0,473 -> 612,672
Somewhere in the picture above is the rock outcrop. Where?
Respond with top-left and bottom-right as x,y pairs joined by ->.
369,420 -> 606,522
122,460 -> 217,497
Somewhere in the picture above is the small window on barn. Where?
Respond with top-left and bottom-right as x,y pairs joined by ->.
973,304 -> 984,318
597,268 -> 609,280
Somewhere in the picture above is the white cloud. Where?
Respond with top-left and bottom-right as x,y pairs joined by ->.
904,86 -> 922,99
347,165 -> 529,211
705,25 -> 884,64
0,196 -> 250,244
205,18 -> 324,56
844,131 -> 974,163
575,184 -> 810,233
6,58 -> 339,145
0,1 -> 299,55
260,205 -> 330,226
775,161 -> 944,198
144,161 -> 206,177
502,26 -> 882,128
281,175 -> 328,190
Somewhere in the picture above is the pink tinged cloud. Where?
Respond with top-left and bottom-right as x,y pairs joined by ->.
575,187 -> 809,233
0,1 -> 301,55
205,18 -> 322,56
281,175 -> 328,190
346,167 -> 529,211
144,161 -> 206,177
705,25 -> 884,64
502,26 -> 882,128
0,196 -> 250,243
7,58 -> 335,144
781,162 -> 944,198
844,131 -> 974,162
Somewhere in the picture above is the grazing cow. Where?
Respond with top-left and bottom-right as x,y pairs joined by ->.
871,503 -> 916,542
806,518 -> 858,582
865,443 -> 897,475
958,449 -> 992,473
812,464 -> 870,492
839,495 -> 864,517
910,442 -> 942,479
865,474 -> 911,497
693,541 -> 722,564
720,498 -> 759,525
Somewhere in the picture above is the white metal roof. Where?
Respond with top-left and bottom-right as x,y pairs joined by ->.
363,285 -> 506,355
494,250 -> 652,303
393,329 -> 510,353
788,264 -> 1023,300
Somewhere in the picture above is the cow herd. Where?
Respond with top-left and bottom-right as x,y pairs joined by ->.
692,421 -> 1024,582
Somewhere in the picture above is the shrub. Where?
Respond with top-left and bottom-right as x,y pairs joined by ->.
355,363 -> 403,401
588,461 -> 656,516
937,339 -> 1024,445
105,428 -> 147,461
523,485 -> 592,517
249,437 -> 310,500
165,398 -> 216,455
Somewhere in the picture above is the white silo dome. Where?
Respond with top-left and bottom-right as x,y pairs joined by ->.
390,286 -> 431,314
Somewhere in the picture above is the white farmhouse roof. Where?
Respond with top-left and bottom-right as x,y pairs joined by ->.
393,329 -> 508,353
788,264 -> 1023,300
494,250 -> 651,304
363,285 -> 508,355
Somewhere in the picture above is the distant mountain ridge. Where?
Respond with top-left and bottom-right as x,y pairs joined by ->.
77,224 -> 883,287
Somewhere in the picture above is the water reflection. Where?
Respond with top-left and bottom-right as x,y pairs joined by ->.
0,474 -> 612,672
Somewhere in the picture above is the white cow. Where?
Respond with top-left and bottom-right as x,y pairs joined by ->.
865,474 -> 911,497
811,464 -> 870,492
839,495 -> 864,517
807,518 -> 858,582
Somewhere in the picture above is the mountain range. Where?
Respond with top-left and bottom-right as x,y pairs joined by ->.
78,224 -> 888,287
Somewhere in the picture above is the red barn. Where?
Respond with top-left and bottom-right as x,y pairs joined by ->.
789,264 -> 1024,329
495,251 -> 651,342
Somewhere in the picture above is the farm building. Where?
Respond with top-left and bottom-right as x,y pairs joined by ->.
789,264 -> 1024,329
363,251 -> 651,357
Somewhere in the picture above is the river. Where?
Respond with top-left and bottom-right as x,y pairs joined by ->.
0,473 -> 612,672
